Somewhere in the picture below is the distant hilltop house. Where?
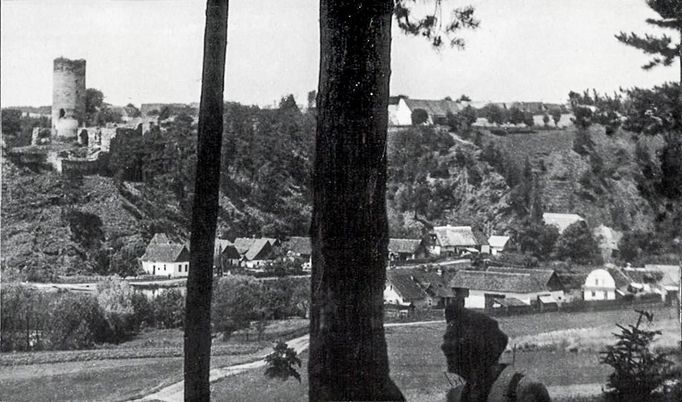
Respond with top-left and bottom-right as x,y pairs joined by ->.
428,225 -> 489,257
384,269 -> 454,308
140,233 -> 190,277
387,238 -> 428,263
542,212 -> 585,234
388,97 -> 463,126
487,235 -> 511,256
592,224 -> 622,262
449,267 -> 564,310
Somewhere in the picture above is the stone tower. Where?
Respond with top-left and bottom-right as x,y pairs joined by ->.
52,57 -> 86,138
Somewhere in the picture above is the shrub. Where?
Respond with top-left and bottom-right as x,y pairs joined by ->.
411,108 -> 429,125
96,278 -> 138,343
264,340 -> 302,383
152,289 -> 185,329
47,293 -> 109,350
600,310 -> 679,401
212,275 -> 266,339
554,221 -> 602,265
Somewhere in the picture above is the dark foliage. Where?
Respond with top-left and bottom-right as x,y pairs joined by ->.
600,310 -> 679,401
264,340 -> 302,383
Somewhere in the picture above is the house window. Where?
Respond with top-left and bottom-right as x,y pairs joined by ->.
591,291 -> 596,297
185,264 -> 188,272
164,264 -> 167,271
595,279 -> 599,286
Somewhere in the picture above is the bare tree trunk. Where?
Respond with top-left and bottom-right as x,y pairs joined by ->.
309,1 -> 404,400
184,1 -> 228,401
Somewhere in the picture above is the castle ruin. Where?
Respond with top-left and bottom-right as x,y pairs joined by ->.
52,57 -> 86,139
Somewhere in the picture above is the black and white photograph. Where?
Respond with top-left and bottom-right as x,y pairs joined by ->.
1,0 -> 681,401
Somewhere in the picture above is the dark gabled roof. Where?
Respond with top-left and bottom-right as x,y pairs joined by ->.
149,233 -> 172,246
220,244 -> 241,259
283,236 -> 312,256
607,267 -> 632,290
214,238 -> 234,255
244,239 -> 273,261
387,271 -> 427,301
387,269 -> 453,301
487,267 -> 558,288
388,238 -> 423,254
450,270 -> 552,294
141,243 -> 189,263
233,238 -> 256,254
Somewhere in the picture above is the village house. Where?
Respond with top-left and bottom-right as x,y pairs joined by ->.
388,238 -> 428,263
213,239 -> 241,275
388,97 -> 463,126
644,264 -> 680,305
487,235 -> 511,256
428,225 -> 489,257
242,238 -> 275,269
282,236 -> 312,272
384,269 -> 453,308
140,233 -> 190,277
542,212 -> 584,234
449,268 -> 564,309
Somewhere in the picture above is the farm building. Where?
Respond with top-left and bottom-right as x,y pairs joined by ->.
384,269 -> 453,308
282,236 -> 312,272
449,268 -> 564,309
488,235 -> 511,255
388,238 -> 428,262
388,97 -> 463,126
428,225 -> 489,256
140,233 -> 190,277
542,213 -> 584,234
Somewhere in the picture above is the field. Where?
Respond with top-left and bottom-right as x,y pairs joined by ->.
1,306 -> 678,401
211,306 -> 679,402
0,320 -> 309,402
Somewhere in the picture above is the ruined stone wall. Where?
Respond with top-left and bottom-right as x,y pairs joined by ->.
52,58 -> 86,137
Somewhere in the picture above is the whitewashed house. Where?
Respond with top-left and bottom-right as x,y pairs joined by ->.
488,235 -> 511,255
242,238 -> 275,269
140,233 -> 190,277
388,238 -> 428,262
449,268 -> 564,309
582,268 -> 617,300
388,97 -> 463,126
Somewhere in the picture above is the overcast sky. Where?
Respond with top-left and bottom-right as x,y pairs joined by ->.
1,0 -> 678,107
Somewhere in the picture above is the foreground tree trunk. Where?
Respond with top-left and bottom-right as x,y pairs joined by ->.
309,1 -> 404,400
184,1 -> 228,400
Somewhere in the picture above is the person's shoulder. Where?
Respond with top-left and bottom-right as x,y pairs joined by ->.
487,366 -> 551,402
516,376 -> 551,402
